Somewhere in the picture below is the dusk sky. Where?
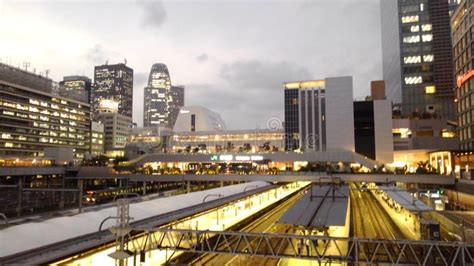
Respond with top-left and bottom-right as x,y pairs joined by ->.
0,0 -> 382,129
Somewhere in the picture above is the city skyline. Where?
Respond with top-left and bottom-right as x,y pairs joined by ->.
0,0 -> 382,129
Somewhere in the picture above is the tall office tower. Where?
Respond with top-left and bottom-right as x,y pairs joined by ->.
381,0 -> 456,120
283,77 -> 355,152
59,76 -> 92,104
143,63 -> 179,128
170,85 -> 185,126
452,0 -> 474,150
93,63 -> 133,118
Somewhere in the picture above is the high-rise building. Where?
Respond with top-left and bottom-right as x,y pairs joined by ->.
283,77 -> 355,152
0,63 -> 91,160
448,0 -> 461,15
143,63 -> 171,127
381,0 -> 456,120
93,63 -> 133,118
59,76 -> 91,104
452,0 -> 474,149
94,112 -> 132,157
143,64 -> 184,128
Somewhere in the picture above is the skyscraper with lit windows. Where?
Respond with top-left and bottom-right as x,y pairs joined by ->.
381,0 -> 455,120
144,63 -> 184,128
93,63 -> 133,118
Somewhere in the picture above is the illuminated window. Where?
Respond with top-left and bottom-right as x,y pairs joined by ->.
402,15 -> 419,23
411,25 -> 420,32
4,142 -> 13,148
403,35 -> 420,43
422,34 -> 433,42
404,56 -> 421,64
425,86 -> 436,94
421,24 -> 432,31
405,76 -> 423,85
29,99 -> 39,105
393,128 -> 412,138
441,130 -> 455,138
423,54 -> 434,62
1,133 -> 12,139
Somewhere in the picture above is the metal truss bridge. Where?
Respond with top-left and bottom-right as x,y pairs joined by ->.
122,228 -> 474,265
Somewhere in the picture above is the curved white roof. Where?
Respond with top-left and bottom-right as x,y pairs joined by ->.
0,181 -> 269,258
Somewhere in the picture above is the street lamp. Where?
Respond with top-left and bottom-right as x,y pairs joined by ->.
202,194 -> 223,203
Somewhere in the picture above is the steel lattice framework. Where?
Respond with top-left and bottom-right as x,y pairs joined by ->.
124,228 -> 474,265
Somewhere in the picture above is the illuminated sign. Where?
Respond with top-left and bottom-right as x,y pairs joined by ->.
456,69 -> 474,87
219,155 -> 233,161
210,155 -> 218,161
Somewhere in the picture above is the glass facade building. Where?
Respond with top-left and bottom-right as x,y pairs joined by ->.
452,0 -> 474,149
144,64 -> 184,128
93,63 -> 133,118
381,0 -> 456,120
283,80 -> 328,152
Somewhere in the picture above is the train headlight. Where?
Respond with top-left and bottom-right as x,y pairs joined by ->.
86,198 -> 90,202
92,198 -> 96,202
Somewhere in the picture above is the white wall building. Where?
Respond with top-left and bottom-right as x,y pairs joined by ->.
173,106 -> 226,133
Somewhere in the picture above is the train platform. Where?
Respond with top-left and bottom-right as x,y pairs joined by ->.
0,181 -> 273,264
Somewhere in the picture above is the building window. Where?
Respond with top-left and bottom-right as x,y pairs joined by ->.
403,35 -> 421,43
421,24 -> 432,31
405,76 -> 423,85
425,86 -> 436,94
423,54 -> 434,62
402,15 -> 419,23
404,56 -> 422,64
422,34 -> 433,42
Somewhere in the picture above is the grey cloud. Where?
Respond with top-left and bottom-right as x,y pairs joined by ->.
85,44 -> 107,65
220,60 -> 312,90
196,53 -> 208,62
139,0 -> 167,28
183,60 -> 311,129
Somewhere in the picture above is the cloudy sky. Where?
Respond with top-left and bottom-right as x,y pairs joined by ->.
0,0 -> 382,129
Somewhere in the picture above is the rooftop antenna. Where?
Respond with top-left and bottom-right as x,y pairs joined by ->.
23,62 -> 31,71
33,68 -> 36,74
124,58 -> 127,65
45,69 -> 50,78
105,60 -> 108,65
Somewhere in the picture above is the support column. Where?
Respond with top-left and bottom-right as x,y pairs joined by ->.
78,179 -> 84,213
143,181 -> 147,196
187,181 -> 191,193
220,181 -> 224,187
59,177 -> 65,209
16,178 -> 22,217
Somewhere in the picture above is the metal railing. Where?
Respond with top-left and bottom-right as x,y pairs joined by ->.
127,228 -> 474,265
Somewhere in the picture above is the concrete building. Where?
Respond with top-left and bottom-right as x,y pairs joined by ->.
452,0 -> 474,150
370,80 -> 386,100
0,63 -> 91,160
143,64 -> 183,128
392,118 -> 458,151
94,112 -> 132,157
173,106 -> 226,133
93,63 -> 133,118
90,121 -> 104,155
381,0 -> 456,120
58,76 -> 91,104
283,77 -> 355,152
